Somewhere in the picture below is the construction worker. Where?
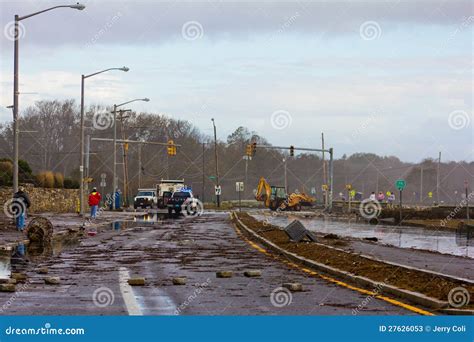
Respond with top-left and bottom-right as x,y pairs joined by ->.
13,186 -> 31,231
88,187 -> 101,219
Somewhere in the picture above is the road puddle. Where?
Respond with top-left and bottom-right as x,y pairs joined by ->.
253,213 -> 474,258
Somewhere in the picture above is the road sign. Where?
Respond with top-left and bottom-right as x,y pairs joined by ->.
235,182 -> 244,192
349,190 -> 356,198
100,180 -> 106,187
215,185 -> 222,196
322,184 -> 328,191
395,179 -> 406,191
345,184 -> 352,190
209,176 -> 216,180
310,187 -> 316,195
100,173 -> 107,180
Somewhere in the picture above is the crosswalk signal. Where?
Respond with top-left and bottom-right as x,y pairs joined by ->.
251,142 -> 257,156
290,145 -> 294,157
167,139 -> 177,156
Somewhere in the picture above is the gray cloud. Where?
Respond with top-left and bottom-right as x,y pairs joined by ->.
0,0 -> 472,48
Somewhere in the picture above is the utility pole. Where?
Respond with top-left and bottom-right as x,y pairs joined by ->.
322,133 -> 326,206
436,151 -> 441,204
112,104 -> 117,209
138,144 -> 142,189
420,166 -> 423,204
244,155 -> 249,199
202,142 -> 205,202
118,110 -> 130,207
283,158 -> 288,194
211,118 -> 220,207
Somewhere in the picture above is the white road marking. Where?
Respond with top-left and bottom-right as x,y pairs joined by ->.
118,267 -> 143,316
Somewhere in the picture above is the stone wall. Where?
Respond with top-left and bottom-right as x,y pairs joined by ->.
0,184 -> 79,213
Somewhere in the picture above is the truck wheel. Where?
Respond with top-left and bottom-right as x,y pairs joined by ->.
168,208 -> 173,216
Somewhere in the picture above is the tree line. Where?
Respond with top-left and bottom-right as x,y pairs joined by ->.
0,99 -> 471,205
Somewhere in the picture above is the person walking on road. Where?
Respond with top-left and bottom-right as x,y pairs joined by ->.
13,186 -> 31,231
88,187 -> 101,219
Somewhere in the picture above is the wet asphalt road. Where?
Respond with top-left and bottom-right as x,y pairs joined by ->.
0,212 -> 416,315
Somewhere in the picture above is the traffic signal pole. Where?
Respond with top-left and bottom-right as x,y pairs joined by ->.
250,144 -> 335,211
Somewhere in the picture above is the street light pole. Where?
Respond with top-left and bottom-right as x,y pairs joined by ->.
12,3 -> 85,194
79,67 -> 129,215
211,118 -> 220,207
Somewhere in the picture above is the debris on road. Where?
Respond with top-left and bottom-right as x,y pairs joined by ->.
244,270 -> 262,277
44,277 -> 61,285
128,277 -> 146,286
26,217 -> 53,245
216,271 -> 233,278
36,267 -> 49,274
11,272 -> 27,283
0,283 -> 16,292
282,283 -> 303,292
172,277 -> 187,285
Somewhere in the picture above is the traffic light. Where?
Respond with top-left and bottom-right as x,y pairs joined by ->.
289,145 -> 294,157
251,142 -> 257,156
246,144 -> 252,157
167,139 -> 177,156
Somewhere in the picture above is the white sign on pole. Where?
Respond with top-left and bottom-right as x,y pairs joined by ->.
100,181 -> 106,187
215,185 -> 222,196
236,182 -> 244,192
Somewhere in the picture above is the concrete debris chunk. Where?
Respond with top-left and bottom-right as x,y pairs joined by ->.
216,271 -> 233,278
282,282 -> 303,292
244,270 -> 262,277
172,277 -> 187,285
44,277 -> 61,285
128,277 -> 146,286
0,283 -> 16,292
11,272 -> 27,283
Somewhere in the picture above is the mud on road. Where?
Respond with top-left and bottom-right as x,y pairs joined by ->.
0,212 -> 418,315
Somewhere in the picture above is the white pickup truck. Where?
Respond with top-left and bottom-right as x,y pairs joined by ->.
133,188 -> 157,209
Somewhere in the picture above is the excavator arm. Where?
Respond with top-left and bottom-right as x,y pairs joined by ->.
255,177 -> 272,208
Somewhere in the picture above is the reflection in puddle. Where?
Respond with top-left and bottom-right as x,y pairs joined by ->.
253,213 -> 474,258
0,236 -> 81,278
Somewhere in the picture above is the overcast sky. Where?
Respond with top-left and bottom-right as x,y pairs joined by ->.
0,0 -> 472,162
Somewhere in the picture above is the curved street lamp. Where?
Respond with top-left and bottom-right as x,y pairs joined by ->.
112,98 -> 151,209
79,66 -> 129,216
12,3 -> 86,194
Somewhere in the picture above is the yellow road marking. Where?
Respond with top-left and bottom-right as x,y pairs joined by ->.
232,219 -> 434,316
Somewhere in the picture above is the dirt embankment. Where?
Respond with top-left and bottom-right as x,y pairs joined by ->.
234,212 -> 473,308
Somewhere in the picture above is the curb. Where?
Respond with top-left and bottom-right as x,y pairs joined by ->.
231,212 -> 450,310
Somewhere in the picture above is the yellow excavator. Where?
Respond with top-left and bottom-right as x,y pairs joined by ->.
255,177 -> 315,211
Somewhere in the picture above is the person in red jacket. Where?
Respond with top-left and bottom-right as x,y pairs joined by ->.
88,187 -> 101,219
